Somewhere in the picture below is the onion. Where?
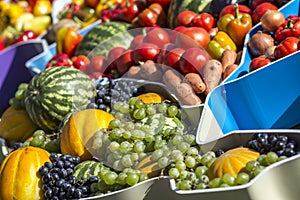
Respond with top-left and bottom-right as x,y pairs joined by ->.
261,10 -> 285,32
248,31 -> 275,57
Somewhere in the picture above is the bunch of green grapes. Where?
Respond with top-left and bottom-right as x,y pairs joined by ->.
91,97 -> 186,172
90,167 -> 148,195
23,129 -> 61,153
9,83 -> 28,109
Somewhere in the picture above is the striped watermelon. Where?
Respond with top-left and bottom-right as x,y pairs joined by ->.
75,21 -> 133,58
73,160 -> 106,182
167,0 -> 213,28
24,67 -> 96,132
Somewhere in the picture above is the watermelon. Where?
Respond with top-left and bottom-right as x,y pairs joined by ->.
75,21 -> 133,58
167,0 -> 213,28
24,67 -> 96,132
73,160 -> 106,182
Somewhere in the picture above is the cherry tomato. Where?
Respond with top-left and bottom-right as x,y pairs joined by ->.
87,55 -> 107,74
132,42 -> 160,63
147,0 -> 171,8
170,26 -> 186,43
143,27 -> 171,48
252,2 -> 278,24
249,55 -> 272,72
189,13 -> 216,32
176,10 -> 197,27
138,8 -> 158,27
130,34 -> 145,49
106,47 -> 126,69
156,43 -> 176,64
251,0 -> 275,9
179,47 -> 210,74
120,2 -> 140,22
164,47 -> 185,71
274,37 -> 300,60
175,27 -> 210,49
71,55 -> 90,71
116,49 -> 135,75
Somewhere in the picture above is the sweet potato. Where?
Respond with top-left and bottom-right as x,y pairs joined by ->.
223,64 -> 238,80
221,50 -> 237,71
175,82 -> 202,105
125,66 -> 142,79
183,73 -> 206,94
201,59 -> 223,95
162,69 -> 182,91
139,60 -> 163,82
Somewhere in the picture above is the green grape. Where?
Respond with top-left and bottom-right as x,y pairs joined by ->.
109,119 -> 122,129
44,139 -> 60,153
146,106 -> 156,115
220,183 -> 230,188
185,155 -> 196,169
109,141 -> 120,152
158,156 -> 169,169
122,130 -> 132,139
14,90 -> 25,100
135,99 -> 145,109
179,170 -> 189,180
253,165 -> 265,176
195,166 -> 208,178
195,182 -> 207,189
124,121 -> 135,130
152,149 -> 164,161
126,173 -> 139,186
206,157 -> 216,168
113,151 -> 122,160
138,152 -> 147,160
133,108 -> 146,120
90,183 -> 99,193
113,160 -> 125,172
106,153 -> 116,165
110,128 -> 122,140
130,153 -> 139,162
103,171 -> 118,185
22,141 -> 30,147
154,139 -> 167,150
221,173 -> 236,186
102,134 -> 111,144
171,150 -> 184,162
245,160 -> 259,172
235,172 -> 250,185
201,151 -> 215,167
30,137 -> 44,147
18,83 -> 28,90
157,102 -> 168,113
33,130 -> 45,137
119,141 -> 132,153
277,155 -> 288,161
186,172 -> 197,182
144,134 -> 155,143
178,180 -> 192,190
116,172 -> 128,185
185,147 -> 199,156
168,167 -> 180,179
257,154 -> 268,166
172,135 -> 183,145
177,142 -> 190,153
121,154 -> 134,168
120,103 -> 130,114
133,140 -> 146,153
184,134 -> 196,145
208,177 -> 221,188
131,129 -> 145,140
167,105 -> 178,117
114,112 -> 125,120
139,173 -> 148,182
266,152 -> 278,165
200,175 -> 210,184
99,168 -> 110,180
113,101 -> 123,111
128,97 -> 139,106
175,160 -> 187,172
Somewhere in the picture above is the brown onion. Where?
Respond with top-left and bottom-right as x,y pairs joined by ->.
248,31 -> 275,57
261,10 -> 285,32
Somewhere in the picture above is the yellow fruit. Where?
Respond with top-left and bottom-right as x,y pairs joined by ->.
0,146 -> 50,199
207,147 -> 260,179
0,106 -> 39,142
60,109 -> 114,161
137,92 -> 163,104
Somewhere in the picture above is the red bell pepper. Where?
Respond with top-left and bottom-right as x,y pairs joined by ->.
56,27 -> 83,57
45,53 -> 73,69
274,15 -> 300,42
132,3 -> 166,27
274,36 -> 300,60
219,4 -> 252,19
249,55 -> 272,72
0,36 -> 5,51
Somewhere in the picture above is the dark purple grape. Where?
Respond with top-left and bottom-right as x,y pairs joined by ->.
284,148 -> 296,157
55,160 -> 64,168
66,168 -> 74,176
286,142 -> 296,149
268,135 -> 278,145
278,135 -> 288,144
59,191 -> 66,199
74,188 -> 83,198
87,102 -> 98,109
39,166 -> 49,176
52,173 -> 60,181
52,187 -> 60,195
59,169 -> 68,178
275,141 -> 285,150
215,149 -> 224,157
88,175 -> 99,184
52,196 -> 59,200
44,162 -> 53,169
44,188 -> 53,198
42,173 -> 51,184
99,104 -> 107,111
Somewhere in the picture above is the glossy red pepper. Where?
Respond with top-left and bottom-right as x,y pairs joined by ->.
45,53 -> 73,69
14,30 -> 38,44
249,55 -> 272,72
189,12 -> 216,32
274,37 -> 300,60
0,36 -> 6,51
117,0 -> 146,22
275,15 -> 300,42
56,27 -> 83,57
219,4 -> 252,19
71,55 -> 90,72
133,3 -> 166,27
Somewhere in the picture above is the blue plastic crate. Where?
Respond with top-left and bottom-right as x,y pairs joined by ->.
0,40 -> 46,114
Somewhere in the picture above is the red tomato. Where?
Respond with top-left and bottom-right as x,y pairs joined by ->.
106,47 -> 126,69
176,10 -> 197,27
147,0 -> 171,8
156,43 -> 176,64
164,47 -> 185,71
251,0 -> 275,9
71,55 -> 90,71
170,26 -> 186,43
116,49 -> 135,75
249,55 -> 272,72
143,27 -> 171,49
130,34 -> 145,49
87,55 -> 107,74
189,13 -> 216,32
252,2 -> 278,24
274,37 -> 300,60
131,42 -> 160,63
175,27 -> 210,49
179,47 -> 210,74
